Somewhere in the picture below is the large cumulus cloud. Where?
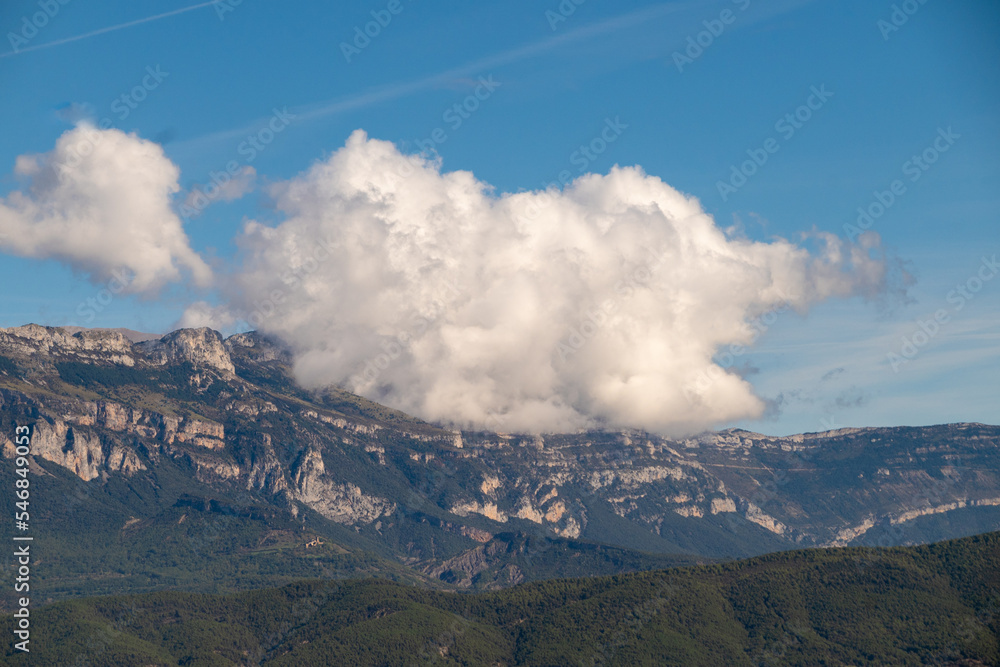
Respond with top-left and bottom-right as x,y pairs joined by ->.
0,124 -> 210,293
187,130 -> 894,435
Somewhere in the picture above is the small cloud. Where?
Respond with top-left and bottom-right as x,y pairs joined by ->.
54,102 -> 96,124
732,361 -> 760,379
153,127 -> 178,145
832,387 -> 870,410
821,367 -> 845,382
760,395 -> 785,421
0,123 -> 210,293
176,301 -> 238,330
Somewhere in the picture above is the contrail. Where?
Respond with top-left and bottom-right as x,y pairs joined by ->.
174,2 -> 699,150
0,1 -> 220,59
175,0 -> 819,150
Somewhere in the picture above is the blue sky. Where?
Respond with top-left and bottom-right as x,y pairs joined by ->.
0,0 -> 997,435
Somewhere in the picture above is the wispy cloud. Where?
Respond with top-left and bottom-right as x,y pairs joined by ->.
0,1 -> 219,59
172,0 -> 818,153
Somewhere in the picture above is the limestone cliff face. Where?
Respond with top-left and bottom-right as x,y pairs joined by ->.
292,449 -> 395,524
30,419 -> 106,481
23,418 -> 146,481
0,324 -> 239,376
451,500 -> 508,524
443,424 -> 1000,549
185,450 -> 242,483
138,328 -> 236,376
0,395 -> 225,481
240,432 -> 289,496
423,540 -> 511,586
0,324 -> 137,366
61,400 -> 226,450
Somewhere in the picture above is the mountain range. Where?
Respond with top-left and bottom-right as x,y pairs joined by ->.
1,324 -> 998,606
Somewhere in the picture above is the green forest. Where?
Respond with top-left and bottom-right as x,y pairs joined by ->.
4,531 -> 998,666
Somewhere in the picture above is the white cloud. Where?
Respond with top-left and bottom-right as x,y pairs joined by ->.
0,123 -> 210,293
194,130 -> 898,435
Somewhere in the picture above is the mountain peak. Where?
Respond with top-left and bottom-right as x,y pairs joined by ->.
137,327 -> 236,376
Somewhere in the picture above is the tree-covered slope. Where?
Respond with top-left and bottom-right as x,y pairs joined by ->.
5,532 -> 998,666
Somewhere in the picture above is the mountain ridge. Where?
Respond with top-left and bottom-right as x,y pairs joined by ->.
1,323 -> 998,602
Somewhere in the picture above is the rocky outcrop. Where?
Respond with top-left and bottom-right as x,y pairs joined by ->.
70,401 -> 225,451
138,328 -> 236,376
451,501 -> 508,523
586,466 -> 685,491
224,331 -> 291,363
743,502 -> 787,535
0,324 -> 136,366
302,410 -> 381,436
424,539 -> 510,584
891,497 -> 1000,525
480,475 -> 501,496
186,451 -> 242,482
459,526 -> 494,543
674,505 -> 704,518
292,449 -> 394,524
29,420 -> 106,481
710,497 -> 737,514
106,445 -> 146,474
828,518 -> 876,547
241,433 -> 289,495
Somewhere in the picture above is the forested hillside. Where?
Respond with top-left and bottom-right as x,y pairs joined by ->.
5,532 -> 998,666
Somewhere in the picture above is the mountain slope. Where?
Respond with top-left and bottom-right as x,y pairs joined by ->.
4,532 -> 999,666
1,324 -> 999,604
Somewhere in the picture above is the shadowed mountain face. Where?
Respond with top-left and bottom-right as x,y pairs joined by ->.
1,324 -> 998,603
